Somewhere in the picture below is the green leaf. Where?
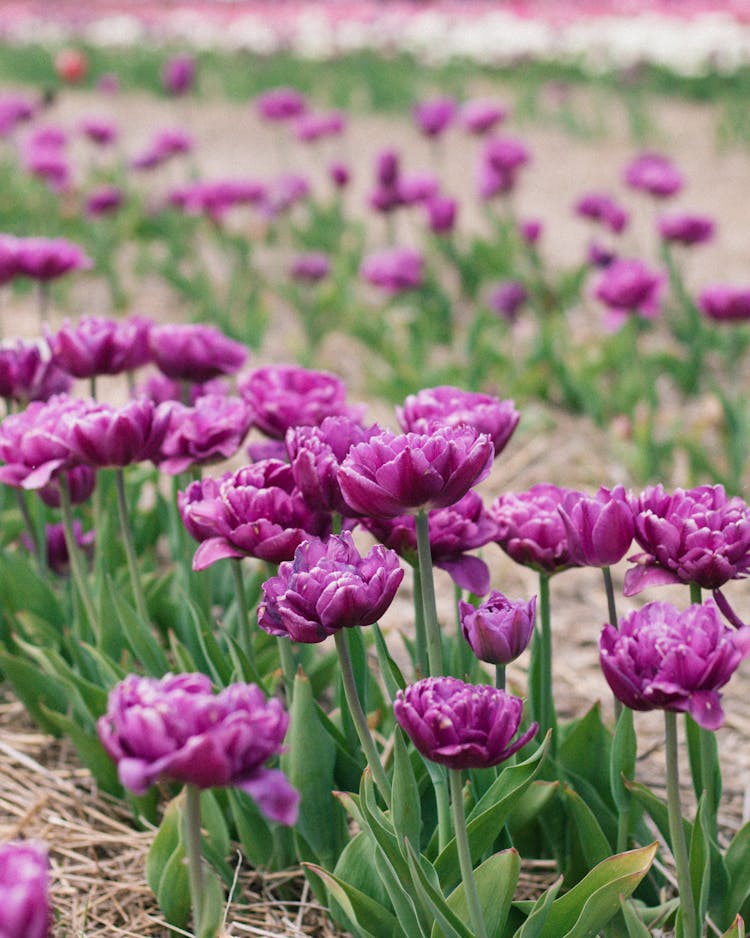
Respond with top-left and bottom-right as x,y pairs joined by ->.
0,651 -> 69,735
435,736 -> 549,891
685,716 -> 722,809
721,916 -> 746,938
434,849 -> 520,938
562,784 -> 612,868
558,704 -> 613,808
227,788 -> 275,869
404,840 -> 475,938
196,865 -> 226,938
333,830 -> 393,911
0,550 -> 64,625
305,863 -> 400,938
146,796 -> 185,906
506,781 -> 559,841
40,705 -> 120,794
392,727 -> 421,852
156,842 -> 192,929
619,898 -> 652,938
109,576 -> 168,675
610,707 -> 636,812
726,823 -> 750,920
689,795 -> 711,937
626,778 -> 692,846
372,622 -> 406,702
512,878 -> 563,938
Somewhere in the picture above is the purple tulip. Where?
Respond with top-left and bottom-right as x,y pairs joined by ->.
256,86 -> 307,122
289,251 -> 330,284
85,185 -> 124,218
0,233 -> 19,285
600,600 -> 750,730
460,591 -> 536,665
413,97 -> 456,137
490,483 -> 583,575
488,280 -> 528,322
375,149 -> 400,188
162,52 -> 196,95
150,324 -> 247,383
79,116 -> 118,146
0,840 -> 50,938
38,463 -> 96,508
159,393 -> 253,475
394,676 -> 538,769
594,257 -> 664,328
362,490 -> 498,595
131,128 -> 192,171
397,385 -> 519,458
239,364 -> 363,440
558,485 -> 635,567
178,474 -> 228,543
0,338 -> 72,403
398,172 -> 439,206
168,179 -> 265,222
360,247 -> 423,294
24,520 -> 94,575
338,426 -> 494,519
258,532 -> 404,643
575,192 -> 629,234
519,218 -> 542,245
64,398 -> 172,468
49,314 -> 152,379
587,240 -> 617,269
0,93 -> 35,137
136,373 -> 229,405
698,285 -> 750,323
425,195 -> 457,234
181,459 -> 331,570
286,416 -> 380,515
625,484 -> 750,595
329,160 -> 350,188
294,110 -> 346,142
624,151 -> 683,198
461,99 -> 507,135
482,135 -> 530,173
22,143 -> 70,193
98,672 -> 299,824
658,212 -> 714,246
14,237 -> 92,282
259,173 -> 310,218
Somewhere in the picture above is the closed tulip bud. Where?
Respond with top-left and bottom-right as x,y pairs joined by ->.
460,591 -> 536,665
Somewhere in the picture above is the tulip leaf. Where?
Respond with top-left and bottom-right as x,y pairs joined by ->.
372,622 -> 406,701
40,704 -> 121,795
512,877 -> 562,938
435,736 -> 549,891
725,821 -> 750,919
227,787 -> 276,869
506,781 -> 559,841
333,830 -> 392,911
610,707 -> 636,812
305,862 -> 400,938
685,715 -> 722,811
433,849 -> 521,938
108,576 -> 169,675
0,549 -> 64,625
626,778 -> 692,847
562,784 -> 612,869
146,795 -> 191,929
721,916 -> 746,938
392,727 -> 421,852
688,794 -> 711,938
196,864 -> 226,938
200,789 -> 231,868
0,650 -> 69,735
404,839 -> 475,938
619,897 -> 653,938
22,643 -> 107,722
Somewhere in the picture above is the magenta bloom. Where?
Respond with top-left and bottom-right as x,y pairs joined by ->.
256,86 -> 307,122
394,676 -> 537,769
624,484 -> 750,595
159,393 -> 253,475
137,373 -> 229,406
286,416 -> 380,516
658,212 -> 714,246
162,52 -> 196,95
339,426 -> 494,519
575,192 -> 629,234
150,324 -> 248,383
477,135 -> 530,200
460,591 -> 536,665
38,463 -> 95,508
698,285 -> 750,323
461,99 -> 507,135
624,151 -> 683,198
488,280 -> 528,322
600,600 -> 750,730
413,97 -> 456,137
258,532 -> 404,643
98,672 -> 298,824
397,385 -> 519,458
240,364 -> 363,440
398,172 -> 439,206
594,257 -> 664,328
182,459 -> 331,570
260,173 -> 310,218
490,483 -> 583,575
329,160 -> 350,188
0,93 -> 35,137
425,195 -> 457,234
14,237 -> 92,282
85,185 -> 123,217
0,840 -> 50,938
362,490 -> 498,595
24,520 -> 94,575
64,398 -> 171,468
132,128 -> 192,170
22,142 -> 70,192
558,485 -> 635,568
79,116 -> 117,146
0,234 -> 19,285
0,338 -> 71,403
519,218 -> 542,245
360,247 -> 423,294
294,110 -> 346,143
49,314 -> 152,379
289,252 -> 330,284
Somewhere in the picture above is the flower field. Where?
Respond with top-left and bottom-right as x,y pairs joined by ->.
1,15 -> 750,937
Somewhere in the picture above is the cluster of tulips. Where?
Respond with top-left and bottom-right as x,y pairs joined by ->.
0,299 -> 748,936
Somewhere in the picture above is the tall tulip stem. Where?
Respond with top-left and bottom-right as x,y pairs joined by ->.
449,769 -> 488,938
664,711 -> 698,938
184,784 -> 205,935
415,508 -> 443,676
114,467 -> 149,625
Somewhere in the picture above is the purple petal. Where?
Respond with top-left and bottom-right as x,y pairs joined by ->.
238,768 -> 300,825
623,564 -> 682,596
193,537 -> 245,571
436,555 -> 490,596
687,690 -> 724,731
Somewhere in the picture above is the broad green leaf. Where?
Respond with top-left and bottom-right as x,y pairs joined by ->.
196,865 -> 226,938
721,916 -> 746,938
0,651 -> 69,735
0,550 -> 64,625
404,840 -> 475,938
306,863 -> 400,938
434,849 -> 520,938
725,822 -> 750,919
155,841 -> 191,929
512,878 -> 562,938
689,795 -> 711,937
109,576 -> 168,675
626,779 -> 692,847
333,830 -> 392,911
227,788 -> 274,869
40,705 -> 120,795
619,898 -> 652,938
562,784 -> 611,868
200,789 -> 231,865
685,714 -> 722,811
146,795 -> 183,897
558,704 -> 613,809
372,622 -> 406,701
610,707 -> 636,812
506,781 -> 559,839
392,727 -> 421,851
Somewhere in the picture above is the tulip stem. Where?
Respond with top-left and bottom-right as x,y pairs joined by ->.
59,477 -> 97,637
412,565 -> 428,679
184,784 -> 205,936
664,711 -> 698,938
15,489 -> 45,576
602,565 -> 622,721
277,637 -> 296,701
230,558 -> 253,663
534,573 -> 556,756
334,629 -> 391,807
495,664 -> 506,691
415,509 -> 443,676
449,769 -> 488,938
114,467 -> 150,625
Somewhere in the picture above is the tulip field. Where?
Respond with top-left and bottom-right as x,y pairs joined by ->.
2,7 -> 750,936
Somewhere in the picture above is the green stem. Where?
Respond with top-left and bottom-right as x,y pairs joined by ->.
688,583 -> 719,842
412,565 -> 428,679
602,565 -> 622,721
537,573 -> 556,756
495,664 -> 506,691
114,467 -> 149,624
334,629 -> 390,807
16,489 -> 45,576
277,637 -> 296,700
449,769 -> 488,938
664,711 -> 698,938
230,558 -> 252,663
415,509 -> 442,676
59,477 -> 98,636
184,784 -> 205,935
